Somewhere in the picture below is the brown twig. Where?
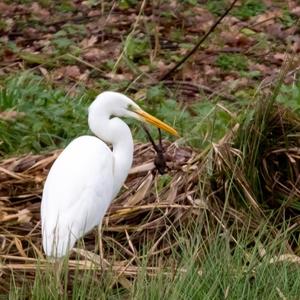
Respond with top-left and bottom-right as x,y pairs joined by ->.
163,80 -> 238,102
159,0 -> 239,81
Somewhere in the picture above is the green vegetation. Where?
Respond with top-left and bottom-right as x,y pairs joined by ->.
232,0 -> 266,20
125,37 -> 150,62
7,222 -> 300,299
277,82 -> 300,113
206,0 -> 226,15
280,10 -> 298,27
0,73 -> 89,154
1,71 -> 299,155
216,53 -> 248,71
0,73 -> 236,155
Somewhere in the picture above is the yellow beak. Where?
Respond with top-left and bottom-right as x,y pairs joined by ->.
134,108 -> 179,137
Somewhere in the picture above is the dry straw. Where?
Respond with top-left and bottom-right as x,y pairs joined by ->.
0,104 -> 299,292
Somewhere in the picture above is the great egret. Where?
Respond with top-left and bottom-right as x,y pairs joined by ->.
41,91 -> 178,258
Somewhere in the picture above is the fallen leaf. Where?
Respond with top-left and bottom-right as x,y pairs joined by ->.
291,6 -> 300,17
0,111 -> 25,121
273,53 -> 286,61
38,66 -> 50,80
253,10 -> 282,27
80,36 -> 98,49
265,24 -> 287,40
291,36 -> 300,52
250,63 -> 272,76
14,237 -> 28,257
83,48 -> 103,61
186,7 -> 214,33
53,66 -> 82,80
139,65 -> 150,72
106,72 -> 133,81
17,209 -> 32,223
0,2 -> 14,17
31,2 -> 50,19
221,31 -> 252,47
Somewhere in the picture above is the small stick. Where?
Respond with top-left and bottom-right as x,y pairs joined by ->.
160,0 -> 238,80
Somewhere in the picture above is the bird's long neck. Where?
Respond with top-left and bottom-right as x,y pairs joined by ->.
88,112 -> 134,198
111,126 -> 134,197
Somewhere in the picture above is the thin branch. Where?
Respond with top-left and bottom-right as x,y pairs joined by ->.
159,0 -> 239,81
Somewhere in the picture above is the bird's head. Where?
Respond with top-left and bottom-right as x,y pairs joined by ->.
91,91 -> 178,137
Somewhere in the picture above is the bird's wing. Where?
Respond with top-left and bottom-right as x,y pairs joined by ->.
41,135 -> 114,257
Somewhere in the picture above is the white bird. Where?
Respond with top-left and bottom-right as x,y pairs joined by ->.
41,91 -> 178,258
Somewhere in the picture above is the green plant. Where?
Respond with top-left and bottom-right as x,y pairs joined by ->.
125,37 -> 150,62
180,0 -> 198,5
0,72 -> 89,155
216,53 -> 248,71
206,0 -> 226,16
232,0 -> 266,20
6,222 -> 300,299
119,0 -> 139,9
277,81 -> 300,114
280,10 -> 297,27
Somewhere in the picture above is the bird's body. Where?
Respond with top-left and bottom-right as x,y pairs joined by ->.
41,92 -> 177,258
41,136 -> 114,257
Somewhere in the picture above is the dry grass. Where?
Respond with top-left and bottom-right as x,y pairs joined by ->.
0,104 -> 299,293
0,141 -> 203,291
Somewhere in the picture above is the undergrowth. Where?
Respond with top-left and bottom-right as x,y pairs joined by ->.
6,221 -> 300,300
0,71 -> 240,155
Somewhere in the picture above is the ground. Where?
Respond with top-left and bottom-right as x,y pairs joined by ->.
0,0 -> 300,299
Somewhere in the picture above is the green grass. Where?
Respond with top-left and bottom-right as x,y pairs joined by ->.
216,53 -> 248,71
6,221 -> 300,299
0,72 -> 238,156
277,82 -> 300,113
232,0 -> 266,20
1,71 -> 299,156
205,0 -> 226,16
0,72 -> 90,155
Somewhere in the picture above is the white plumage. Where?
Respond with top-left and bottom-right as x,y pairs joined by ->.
41,91 -> 177,257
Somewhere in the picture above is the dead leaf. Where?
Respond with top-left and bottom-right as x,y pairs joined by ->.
269,254 -> 300,265
23,27 -> 39,39
80,36 -> 98,49
253,10 -> 282,27
273,53 -> 286,61
31,2 -> 50,19
221,31 -> 252,47
106,72 -> 133,81
53,66 -> 82,80
251,63 -> 272,76
291,6 -> 300,17
38,66 -> 50,80
17,208 -> 32,223
125,174 -> 153,207
83,48 -> 103,61
186,7 -> 214,33
139,65 -> 150,72
265,24 -> 287,40
0,111 -> 25,121
291,36 -> 300,52
0,2 -> 13,17
14,237 -> 27,257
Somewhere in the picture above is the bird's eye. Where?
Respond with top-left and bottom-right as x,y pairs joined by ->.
127,104 -> 134,111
